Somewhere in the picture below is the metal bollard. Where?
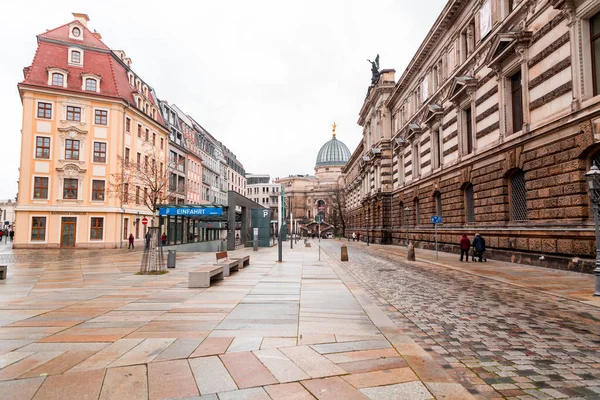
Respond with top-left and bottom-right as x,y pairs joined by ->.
167,250 -> 176,268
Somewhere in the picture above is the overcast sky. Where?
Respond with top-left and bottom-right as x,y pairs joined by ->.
0,0 -> 446,199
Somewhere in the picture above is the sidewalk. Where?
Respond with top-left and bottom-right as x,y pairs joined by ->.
0,243 -> 473,399
342,240 -> 600,308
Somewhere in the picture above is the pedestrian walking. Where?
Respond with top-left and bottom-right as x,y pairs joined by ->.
0,230 -> 4,243
352,232 -> 356,242
459,233 -> 471,262
145,232 -> 151,250
472,233 -> 487,262
356,232 -> 361,242
161,233 -> 167,246
9,230 -> 14,241
128,233 -> 135,249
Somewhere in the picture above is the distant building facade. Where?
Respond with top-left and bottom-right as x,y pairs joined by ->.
246,174 -> 280,220
343,0 -> 600,270
278,133 -> 351,236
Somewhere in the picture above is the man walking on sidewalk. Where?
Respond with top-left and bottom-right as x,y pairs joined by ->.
459,233 -> 471,262
472,233 -> 487,262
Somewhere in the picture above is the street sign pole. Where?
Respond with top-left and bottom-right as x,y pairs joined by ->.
278,184 -> 284,262
318,221 -> 321,261
435,222 -> 438,261
290,213 -> 293,249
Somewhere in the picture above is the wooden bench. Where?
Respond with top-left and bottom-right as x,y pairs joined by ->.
189,266 -> 224,288
215,251 -> 240,277
0,265 -> 6,280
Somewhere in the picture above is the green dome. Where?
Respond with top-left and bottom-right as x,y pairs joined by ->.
315,135 -> 351,167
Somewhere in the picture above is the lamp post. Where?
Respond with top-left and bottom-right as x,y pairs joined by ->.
366,213 -> 369,246
405,207 -> 410,248
585,163 -> 600,296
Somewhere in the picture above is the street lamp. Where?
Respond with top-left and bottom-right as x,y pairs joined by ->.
365,213 -> 369,246
405,207 -> 410,248
585,163 -> 600,296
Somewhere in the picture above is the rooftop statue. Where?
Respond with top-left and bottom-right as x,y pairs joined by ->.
367,54 -> 380,85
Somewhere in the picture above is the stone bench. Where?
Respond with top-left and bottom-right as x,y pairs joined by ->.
215,251 -> 241,277
189,266 -> 224,288
0,265 -> 6,280
231,255 -> 250,268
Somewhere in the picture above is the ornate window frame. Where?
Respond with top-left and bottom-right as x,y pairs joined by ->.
47,67 -> 68,88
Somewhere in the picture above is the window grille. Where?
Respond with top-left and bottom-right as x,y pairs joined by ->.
592,152 -> 600,169
465,184 -> 475,223
434,192 -> 442,216
510,170 -> 528,221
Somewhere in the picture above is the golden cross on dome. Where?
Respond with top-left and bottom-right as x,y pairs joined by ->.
331,122 -> 337,137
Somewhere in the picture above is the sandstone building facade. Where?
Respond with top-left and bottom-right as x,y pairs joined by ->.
344,0 -> 600,270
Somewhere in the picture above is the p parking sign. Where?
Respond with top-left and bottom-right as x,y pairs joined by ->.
430,215 -> 442,224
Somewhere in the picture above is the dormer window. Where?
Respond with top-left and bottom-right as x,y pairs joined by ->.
69,24 -> 84,40
46,68 -> 68,88
86,78 -> 97,91
52,73 -> 64,86
72,27 -> 81,37
81,74 -> 101,93
68,48 -> 83,66
128,72 -> 134,86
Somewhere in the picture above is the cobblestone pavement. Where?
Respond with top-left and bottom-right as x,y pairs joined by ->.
320,240 -> 600,400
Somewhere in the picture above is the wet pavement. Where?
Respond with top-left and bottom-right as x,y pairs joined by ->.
319,239 -> 600,399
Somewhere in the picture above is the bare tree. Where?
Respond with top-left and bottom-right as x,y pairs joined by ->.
109,142 -> 183,219
326,187 -> 347,237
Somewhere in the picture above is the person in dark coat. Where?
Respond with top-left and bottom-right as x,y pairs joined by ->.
472,233 -> 487,262
9,230 -> 14,241
145,232 -> 151,250
128,233 -> 135,249
459,233 -> 471,262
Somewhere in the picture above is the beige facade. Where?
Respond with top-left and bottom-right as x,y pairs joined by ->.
344,0 -> 600,270
15,15 -> 168,248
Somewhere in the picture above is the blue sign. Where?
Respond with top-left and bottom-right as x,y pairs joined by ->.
3,221 -> 8,226
159,207 -> 223,216
430,215 -> 443,224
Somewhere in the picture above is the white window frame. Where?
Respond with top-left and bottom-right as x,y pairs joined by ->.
69,24 -> 84,41
82,75 -> 101,93
90,179 -> 106,202
68,47 -> 84,67
34,135 -> 52,160
92,140 -> 108,164
93,107 -> 109,126
47,68 -> 68,88
35,100 -> 54,121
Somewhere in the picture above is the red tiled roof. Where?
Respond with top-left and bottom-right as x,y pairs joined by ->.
38,20 -> 110,50
20,19 -> 165,126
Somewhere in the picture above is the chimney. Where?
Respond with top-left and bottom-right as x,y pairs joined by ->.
72,13 -> 90,27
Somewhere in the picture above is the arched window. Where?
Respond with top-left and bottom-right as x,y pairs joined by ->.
464,184 -> 475,223
52,73 -> 64,86
85,78 -> 97,91
509,169 -> 528,221
433,191 -> 442,216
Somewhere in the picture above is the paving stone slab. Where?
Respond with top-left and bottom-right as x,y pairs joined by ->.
216,387 -> 271,400
337,356 -> 409,374
32,368 -> 105,400
0,351 -> 64,381
280,346 -> 346,378
310,339 -> 392,355
301,376 -> 370,400
190,337 -> 233,357
154,338 -> 204,361
264,382 -> 315,400
220,351 -> 277,388
359,381 -> 434,400
99,365 -> 148,400
148,359 -> 199,400
253,348 -> 311,383
109,338 -> 175,367
0,376 -> 46,400
188,356 -> 237,394
342,367 -> 419,388
68,338 -> 144,372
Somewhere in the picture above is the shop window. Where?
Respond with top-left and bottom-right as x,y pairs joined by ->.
90,217 -> 104,240
31,217 -> 46,241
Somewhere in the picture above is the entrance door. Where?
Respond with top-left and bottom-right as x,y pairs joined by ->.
60,217 -> 77,248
